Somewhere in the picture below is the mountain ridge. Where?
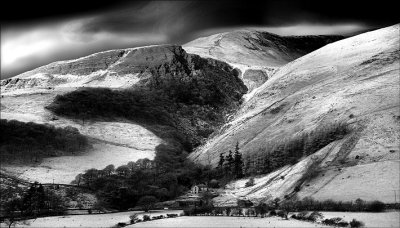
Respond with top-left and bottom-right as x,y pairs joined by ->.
189,24 -> 400,204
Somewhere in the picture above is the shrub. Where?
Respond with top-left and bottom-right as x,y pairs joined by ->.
183,208 -> 194,216
245,177 -> 255,187
137,196 -> 158,212
276,210 -> 288,219
142,215 -> 151,221
193,205 -> 215,215
350,218 -> 365,228
338,221 -> 350,227
116,222 -> 127,227
322,217 -> 345,226
296,211 -> 309,220
367,200 -> 385,212
166,214 -> 178,218
269,210 -> 277,216
307,211 -> 323,222
129,213 -> 139,224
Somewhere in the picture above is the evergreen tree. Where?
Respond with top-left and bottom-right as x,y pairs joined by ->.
243,155 -> 251,176
263,152 -> 271,174
233,142 -> 243,178
225,150 -> 234,177
218,153 -> 225,169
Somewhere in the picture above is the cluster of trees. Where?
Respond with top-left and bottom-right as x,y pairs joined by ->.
0,119 -> 89,163
217,142 -> 244,180
2,182 -> 66,227
183,196 -> 387,218
267,196 -> 387,213
241,122 -> 350,177
71,143 -> 212,210
291,211 -> 365,228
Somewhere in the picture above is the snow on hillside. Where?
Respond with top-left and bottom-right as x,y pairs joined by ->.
0,43 -> 245,184
0,91 -> 161,184
183,29 -> 342,94
190,24 -> 400,204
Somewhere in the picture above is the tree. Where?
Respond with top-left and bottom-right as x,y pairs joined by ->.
273,197 -> 281,209
367,200 -> 385,212
103,164 -> 115,176
233,142 -> 244,178
116,165 -> 130,176
3,198 -> 29,228
82,168 -> 99,187
127,161 -> 136,173
245,177 -> 255,187
243,155 -> 251,176
155,188 -> 170,201
209,179 -> 220,188
72,174 -> 83,186
224,150 -> 234,177
354,198 -> 365,211
255,203 -> 268,217
218,153 -> 225,169
137,195 -> 158,212
263,152 -> 272,174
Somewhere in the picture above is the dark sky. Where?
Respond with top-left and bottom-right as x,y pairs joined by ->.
1,0 -> 398,79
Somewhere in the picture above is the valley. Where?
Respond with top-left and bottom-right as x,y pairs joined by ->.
1,22 -> 399,228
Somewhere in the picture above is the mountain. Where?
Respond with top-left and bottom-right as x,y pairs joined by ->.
2,24 -> 398,206
184,30 -> 343,93
0,44 -> 246,183
189,24 -> 400,205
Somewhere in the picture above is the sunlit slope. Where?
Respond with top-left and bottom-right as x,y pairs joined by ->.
190,24 -> 400,204
0,44 -> 245,184
184,30 -> 342,92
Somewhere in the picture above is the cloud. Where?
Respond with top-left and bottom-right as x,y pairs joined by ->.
252,23 -> 369,36
68,1 -> 193,41
1,0 -> 396,79
1,18 -> 169,78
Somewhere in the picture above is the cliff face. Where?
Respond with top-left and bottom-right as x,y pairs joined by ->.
189,25 -> 400,204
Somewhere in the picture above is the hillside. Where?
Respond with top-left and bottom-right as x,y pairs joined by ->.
0,45 -> 245,183
184,30 -> 343,93
189,25 -> 400,204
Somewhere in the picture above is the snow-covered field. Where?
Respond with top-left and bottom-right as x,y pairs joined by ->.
0,89 -> 161,184
128,216 -> 326,227
321,211 -> 400,228
127,212 -> 400,227
4,210 -> 183,228
1,142 -> 155,184
1,211 -> 398,228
